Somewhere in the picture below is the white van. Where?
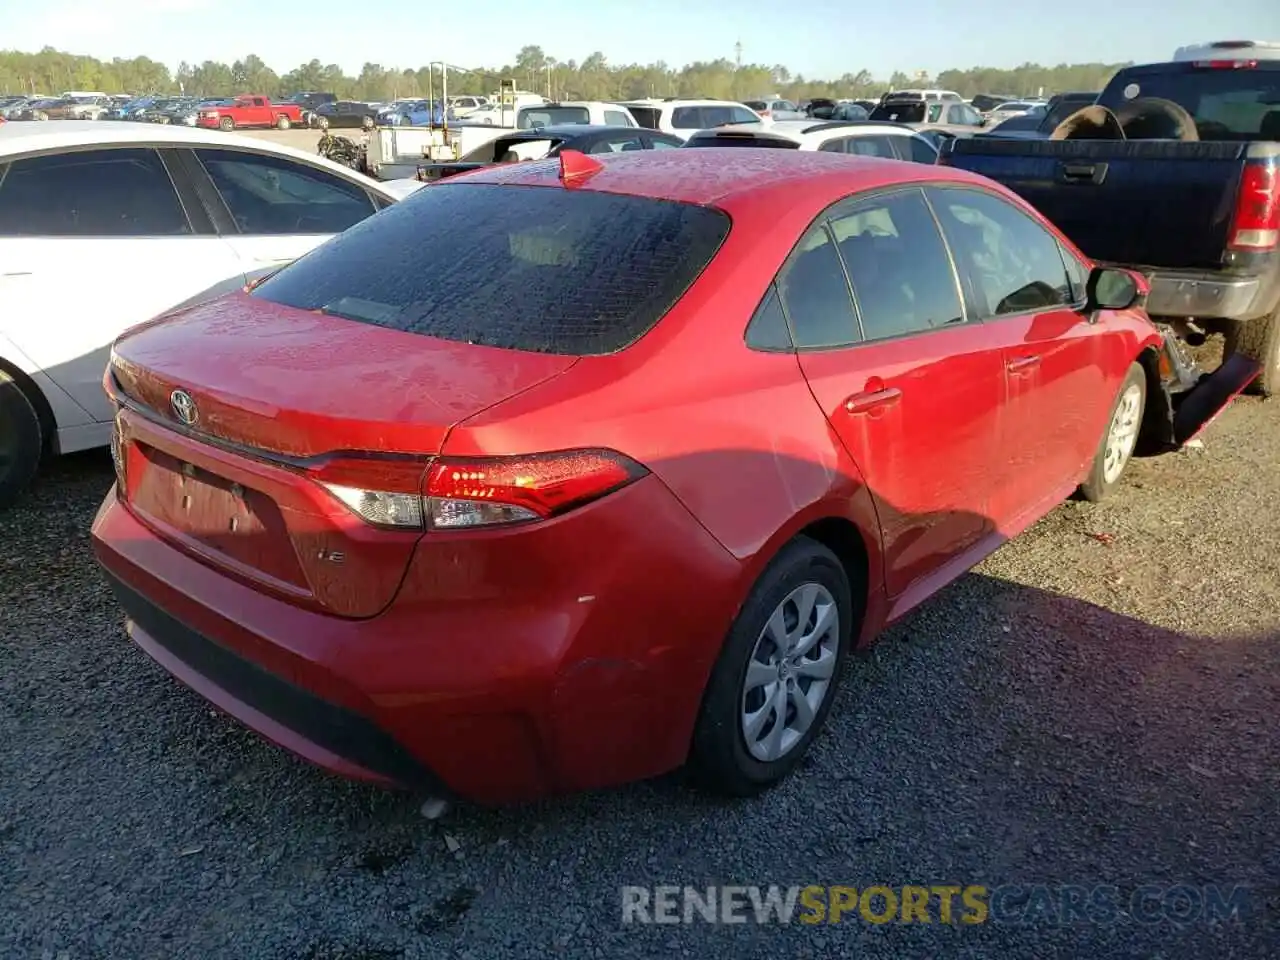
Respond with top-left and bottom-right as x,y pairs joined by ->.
1171,40 -> 1280,62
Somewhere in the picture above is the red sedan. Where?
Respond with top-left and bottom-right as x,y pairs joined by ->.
93,148 -> 1203,805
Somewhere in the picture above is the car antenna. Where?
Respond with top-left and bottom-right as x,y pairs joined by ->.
558,149 -> 604,185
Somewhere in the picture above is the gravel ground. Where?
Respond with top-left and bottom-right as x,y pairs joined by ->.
1,396 -> 1278,959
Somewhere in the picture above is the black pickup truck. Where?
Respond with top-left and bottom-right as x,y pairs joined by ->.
940,58 -> 1280,395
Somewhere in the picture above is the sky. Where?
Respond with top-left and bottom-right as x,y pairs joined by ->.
2,0 -> 1279,80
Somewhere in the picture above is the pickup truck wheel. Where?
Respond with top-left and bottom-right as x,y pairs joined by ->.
276,115 -> 291,130
0,371 -> 44,510
1223,310 -> 1280,397
218,116 -> 234,132
688,537 -> 854,797
1079,362 -> 1146,503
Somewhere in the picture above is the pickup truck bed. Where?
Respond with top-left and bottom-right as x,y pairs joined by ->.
943,138 -> 1267,269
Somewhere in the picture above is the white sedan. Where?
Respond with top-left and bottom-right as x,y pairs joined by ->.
0,120 -> 425,507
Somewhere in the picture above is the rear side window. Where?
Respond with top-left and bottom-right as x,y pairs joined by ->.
870,102 -> 925,123
830,189 -> 964,341
1099,68 -> 1280,139
627,106 -> 660,128
899,135 -> 939,164
0,147 -> 189,237
252,183 -> 731,356
777,226 -> 859,348
519,106 -> 590,127
193,148 -> 376,235
846,136 -> 897,158
603,109 -> 634,126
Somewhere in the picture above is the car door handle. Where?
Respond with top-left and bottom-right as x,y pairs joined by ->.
1007,354 -> 1041,373
844,387 -> 902,414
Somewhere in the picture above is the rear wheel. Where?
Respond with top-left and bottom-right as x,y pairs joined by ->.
276,114 -> 291,130
689,537 -> 854,796
1223,308 -> 1280,397
315,116 -> 330,131
0,371 -> 44,510
1079,362 -> 1146,502
218,116 -> 234,132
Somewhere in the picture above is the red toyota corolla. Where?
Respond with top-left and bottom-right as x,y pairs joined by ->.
93,148 -> 1200,805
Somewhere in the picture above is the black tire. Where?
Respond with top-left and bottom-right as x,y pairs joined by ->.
218,116 -> 234,132
1223,308 -> 1280,397
0,371 -> 44,510
688,536 -> 856,797
316,116 -> 330,131
1079,361 -> 1147,502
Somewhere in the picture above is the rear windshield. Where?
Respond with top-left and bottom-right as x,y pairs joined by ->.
251,183 -> 731,356
685,134 -> 799,149
519,106 -> 590,127
627,106 -> 660,128
870,101 -> 925,122
1099,66 -> 1280,139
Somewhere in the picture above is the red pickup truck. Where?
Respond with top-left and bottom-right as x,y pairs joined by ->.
196,96 -> 305,132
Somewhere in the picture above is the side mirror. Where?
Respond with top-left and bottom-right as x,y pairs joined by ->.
1085,266 -> 1144,312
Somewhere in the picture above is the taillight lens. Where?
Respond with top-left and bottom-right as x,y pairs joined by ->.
425,449 -> 647,529
309,449 -> 647,531
1229,164 -> 1280,251
1191,59 -> 1258,69
309,456 -> 430,529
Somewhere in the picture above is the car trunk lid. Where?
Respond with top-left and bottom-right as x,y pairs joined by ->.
108,294 -> 577,617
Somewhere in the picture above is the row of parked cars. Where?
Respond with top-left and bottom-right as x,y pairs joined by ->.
4,40 -> 1279,813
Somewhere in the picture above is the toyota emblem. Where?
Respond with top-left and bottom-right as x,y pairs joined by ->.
170,389 -> 198,426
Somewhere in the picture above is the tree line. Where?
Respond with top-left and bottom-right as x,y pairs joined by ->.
1,45 -> 1129,104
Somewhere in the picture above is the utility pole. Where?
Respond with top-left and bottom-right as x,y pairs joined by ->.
734,40 -> 742,70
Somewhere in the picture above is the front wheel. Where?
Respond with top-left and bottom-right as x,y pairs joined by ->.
689,537 -> 854,797
1223,308 -> 1280,397
0,371 -> 44,510
1079,361 -> 1146,502
218,116 -> 234,132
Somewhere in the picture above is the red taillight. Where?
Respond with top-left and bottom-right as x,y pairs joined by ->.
308,449 -> 647,531
1191,59 -> 1258,69
1229,163 -> 1280,251
425,449 -> 647,529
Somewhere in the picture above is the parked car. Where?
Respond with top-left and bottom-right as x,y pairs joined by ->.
375,99 -> 445,127
90,148 -> 1240,806
462,100 -> 638,130
195,95 -> 305,131
18,96 -> 112,120
869,98 -> 984,136
941,55 -> 1280,395
417,123 -> 685,180
682,119 -> 939,163
310,100 -> 381,130
0,120 -> 426,506
744,99 -> 806,120
447,95 -> 488,116
976,92 -> 1098,139
982,100 -> 1048,126
619,98 -> 762,140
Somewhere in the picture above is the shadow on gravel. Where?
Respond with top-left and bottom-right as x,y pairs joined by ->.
3,442 -> 1276,958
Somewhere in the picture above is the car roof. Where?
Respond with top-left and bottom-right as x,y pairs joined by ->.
0,119 -> 395,194
508,124 -> 644,136
689,120 -> 921,145
446,148 -> 986,209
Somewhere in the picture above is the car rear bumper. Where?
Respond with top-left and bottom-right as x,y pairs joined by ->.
91,478 -> 744,805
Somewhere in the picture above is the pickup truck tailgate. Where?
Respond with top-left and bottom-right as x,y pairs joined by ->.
942,138 -> 1250,269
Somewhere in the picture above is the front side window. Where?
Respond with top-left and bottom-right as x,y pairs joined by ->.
0,147 -> 189,237
830,188 -> 965,342
928,186 -> 1073,318
898,135 -> 939,164
603,109 -> 634,127
193,148 -> 376,235
846,136 -> 897,158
